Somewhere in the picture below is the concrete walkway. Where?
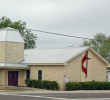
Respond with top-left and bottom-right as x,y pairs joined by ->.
0,86 -> 51,93
1,86 -> 110,94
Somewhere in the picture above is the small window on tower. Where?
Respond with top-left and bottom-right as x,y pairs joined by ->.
38,70 -> 42,80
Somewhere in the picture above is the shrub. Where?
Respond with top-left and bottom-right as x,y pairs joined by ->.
25,79 -> 59,90
67,81 -> 110,91
67,82 -> 81,91
104,82 -> 110,90
83,82 -> 97,90
25,79 -> 32,87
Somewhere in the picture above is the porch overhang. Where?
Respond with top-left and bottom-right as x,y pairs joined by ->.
0,62 -> 28,69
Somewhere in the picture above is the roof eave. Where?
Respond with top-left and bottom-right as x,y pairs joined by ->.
90,48 -> 110,66
64,47 -> 89,64
22,63 -> 65,66
64,47 -> 109,67
0,67 -> 29,69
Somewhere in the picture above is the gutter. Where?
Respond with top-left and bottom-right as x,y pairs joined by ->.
22,63 -> 66,66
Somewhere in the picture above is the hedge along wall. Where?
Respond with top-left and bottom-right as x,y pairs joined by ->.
67,82 -> 110,91
25,79 -> 59,90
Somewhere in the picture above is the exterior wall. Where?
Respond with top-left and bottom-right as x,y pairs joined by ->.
29,49 -> 107,90
0,48 -> 107,90
90,50 -> 107,81
64,49 -> 107,83
64,54 -> 82,82
0,69 -> 5,85
0,42 -> 24,63
64,50 -> 92,82
0,69 -> 26,86
107,72 -> 110,82
5,42 -> 24,63
0,42 -> 6,62
18,70 -> 26,86
30,65 -> 64,90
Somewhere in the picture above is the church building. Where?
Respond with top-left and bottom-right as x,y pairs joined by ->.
0,28 -> 109,90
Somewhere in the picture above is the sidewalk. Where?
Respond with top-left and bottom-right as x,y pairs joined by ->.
0,86 -> 110,93
0,86 -> 51,93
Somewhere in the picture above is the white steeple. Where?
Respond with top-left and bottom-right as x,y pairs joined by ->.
0,27 -> 24,43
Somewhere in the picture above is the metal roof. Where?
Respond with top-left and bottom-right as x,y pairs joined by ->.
0,27 -> 24,43
22,47 -> 89,65
22,47 -> 109,66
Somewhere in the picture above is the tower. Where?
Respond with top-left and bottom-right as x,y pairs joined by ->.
0,27 -> 24,63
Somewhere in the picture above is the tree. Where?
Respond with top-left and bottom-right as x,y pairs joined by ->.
0,16 -> 37,49
82,33 -> 110,63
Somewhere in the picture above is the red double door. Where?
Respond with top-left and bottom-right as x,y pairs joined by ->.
8,71 -> 18,86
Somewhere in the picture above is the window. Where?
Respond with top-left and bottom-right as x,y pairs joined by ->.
38,70 -> 42,80
26,70 -> 30,79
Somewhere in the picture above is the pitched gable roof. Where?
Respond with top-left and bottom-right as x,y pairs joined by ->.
22,47 -> 109,66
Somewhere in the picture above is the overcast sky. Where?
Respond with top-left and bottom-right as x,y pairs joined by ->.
0,0 -> 110,49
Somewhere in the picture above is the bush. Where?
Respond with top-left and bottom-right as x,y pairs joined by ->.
81,82 -> 98,90
104,82 -> 110,90
67,82 -> 81,90
25,79 -> 59,90
67,81 -> 110,91
25,79 -> 32,87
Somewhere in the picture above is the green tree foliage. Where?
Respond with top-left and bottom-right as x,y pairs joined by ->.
0,16 -> 37,49
82,33 -> 110,63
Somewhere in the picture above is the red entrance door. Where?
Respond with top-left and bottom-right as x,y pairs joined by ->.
8,71 -> 18,86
